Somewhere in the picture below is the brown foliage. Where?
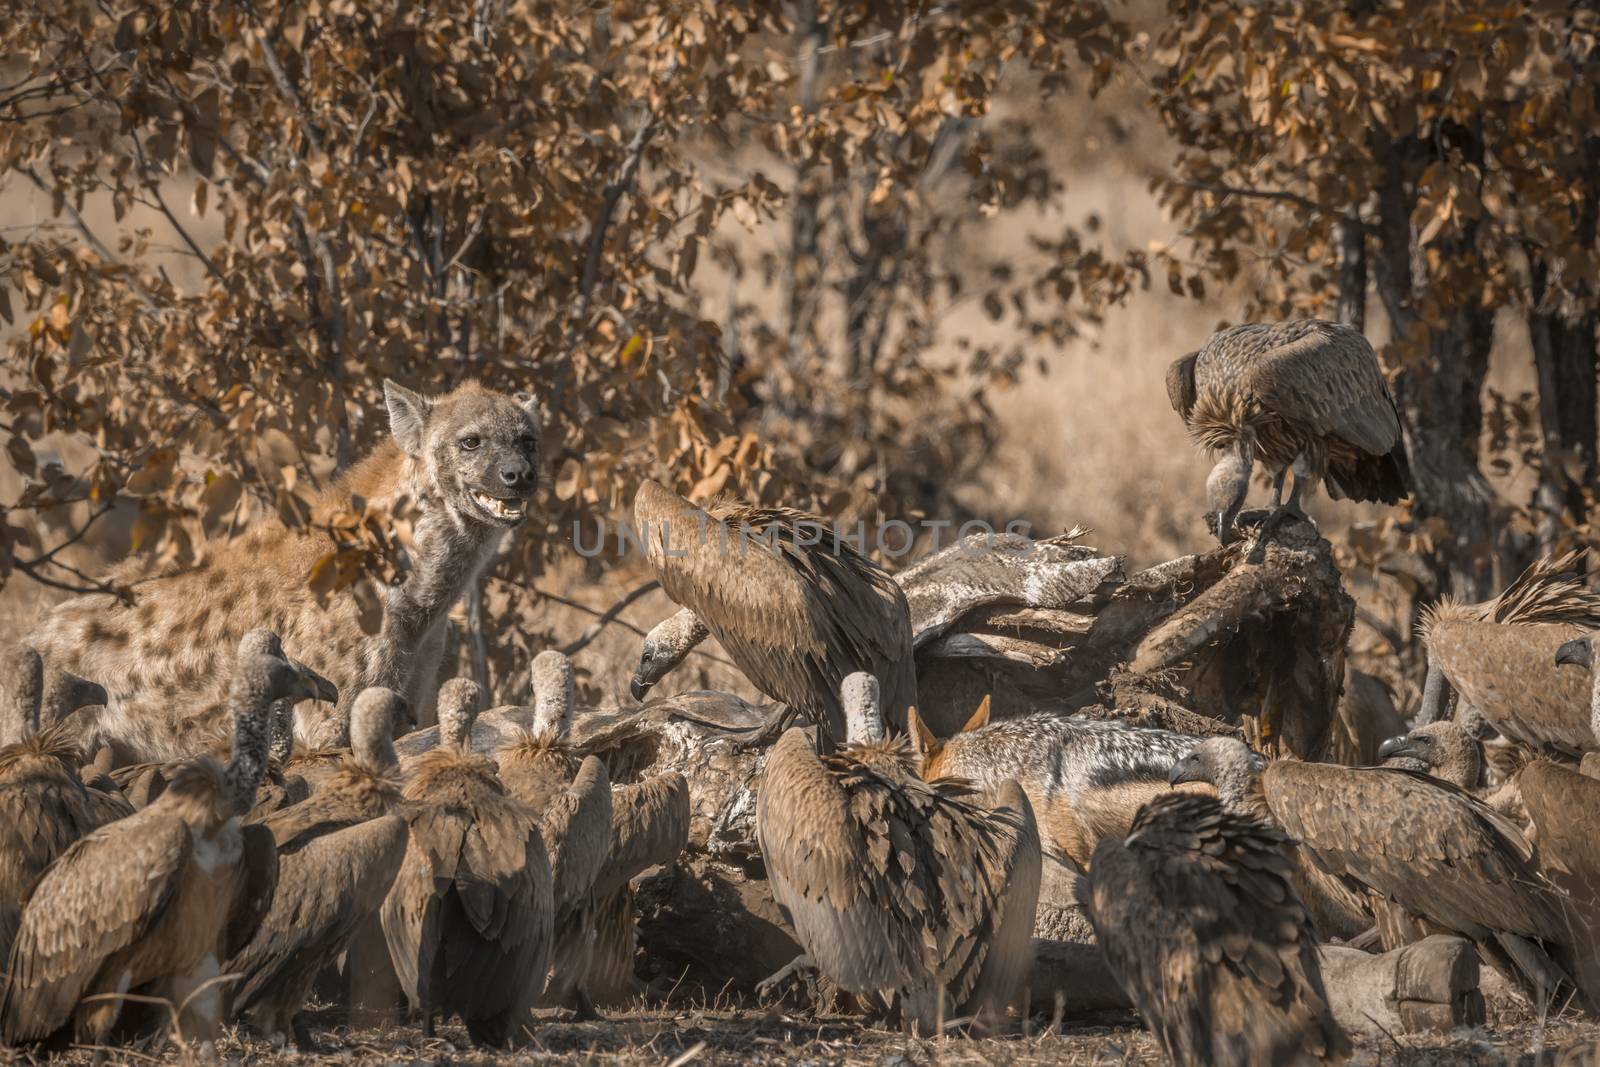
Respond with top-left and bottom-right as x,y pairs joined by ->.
0,2 -> 1137,672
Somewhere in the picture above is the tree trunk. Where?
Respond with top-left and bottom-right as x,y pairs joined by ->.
1370,133 -> 1502,600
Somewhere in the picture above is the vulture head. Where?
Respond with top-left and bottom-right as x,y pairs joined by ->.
237,628 -> 339,706
228,629 -> 332,814
437,677 -> 485,751
1377,721 -> 1481,789
350,687 -> 404,770
1555,633 -> 1597,672
39,667 -> 107,730
1167,736 -> 1264,810
629,608 -> 709,701
531,649 -> 575,738
0,644 -> 44,745
1205,451 -> 1253,546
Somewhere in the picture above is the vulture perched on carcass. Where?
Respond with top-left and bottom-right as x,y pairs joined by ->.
1166,319 -> 1408,544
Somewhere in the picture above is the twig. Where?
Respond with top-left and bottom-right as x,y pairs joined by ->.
1170,179 -> 1372,233
256,29 -> 325,155
19,166 -> 120,265
12,557 -> 128,601
127,127 -> 226,284
29,500 -> 116,566
558,579 -> 660,656
570,112 -> 662,331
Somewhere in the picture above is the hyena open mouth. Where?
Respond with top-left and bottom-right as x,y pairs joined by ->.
472,490 -> 528,522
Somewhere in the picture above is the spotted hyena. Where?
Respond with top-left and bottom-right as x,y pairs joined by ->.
29,380 -> 541,761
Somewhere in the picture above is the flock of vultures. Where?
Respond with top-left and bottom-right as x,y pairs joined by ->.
2,319 -> 1599,1064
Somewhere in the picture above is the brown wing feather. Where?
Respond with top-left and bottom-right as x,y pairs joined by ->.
595,772 -> 690,898
757,729 -> 1037,1029
1264,763 -> 1572,945
1204,321 -> 1400,457
224,823 -> 281,960
634,482 -> 916,737
1426,619 -> 1594,752
1167,351 -> 1199,421
1521,761 -> 1600,903
537,756 -> 612,916
1082,792 -> 1348,1067
230,814 -> 407,1023
1,811 -> 191,1042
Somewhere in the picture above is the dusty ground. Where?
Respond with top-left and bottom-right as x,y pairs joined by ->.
8,1006 -> 1598,1066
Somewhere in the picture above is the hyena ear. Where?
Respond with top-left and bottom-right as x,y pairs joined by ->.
512,390 -> 541,423
383,380 -> 431,457
960,694 -> 992,734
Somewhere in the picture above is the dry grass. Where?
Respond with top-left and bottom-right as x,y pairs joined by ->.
9,1007 -> 1596,1066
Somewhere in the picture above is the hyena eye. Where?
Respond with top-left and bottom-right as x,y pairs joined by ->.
518,435 -> 537,452
458,436 -> 481,451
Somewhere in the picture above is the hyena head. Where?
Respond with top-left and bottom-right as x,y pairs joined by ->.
384,379 -> 542,528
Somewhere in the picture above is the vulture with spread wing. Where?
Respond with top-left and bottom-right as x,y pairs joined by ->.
630,480 -> 915,743
1172,737 -> 1600,1012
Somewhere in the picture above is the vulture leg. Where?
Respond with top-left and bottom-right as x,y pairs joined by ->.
729,704 -> 805,753
756,952 -> 817,1001
1270,467 -> 1288,507
571,987 -> 600,1022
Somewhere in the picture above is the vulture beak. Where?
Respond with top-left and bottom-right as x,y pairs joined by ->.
1555,637 -> 1593,670
629,673 -> 653,703
1168,753 -> 1207,786
290,659 -> 339,705
1376,734 -> 1416,762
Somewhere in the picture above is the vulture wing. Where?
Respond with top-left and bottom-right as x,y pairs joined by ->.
1081,792 -> 1347,1067
1217,321 -> 1401,457
381,801 -> 466,1006
1520,761 -> 1600,904
230,814 -> 408,1016
1,811 -> 191,1042
224,823 -> 281,960
756,729 -> 939,1000
1424,618 -> 1594,753
537,756 -> 613,917
934,778 -> 1042,1023
1166,351 -> 1198,421
634,481 -> 916,736
1264,763 -> 1572,945
594,772 -> 690,898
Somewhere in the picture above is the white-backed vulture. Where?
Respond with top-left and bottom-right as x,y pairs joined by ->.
756,673 -> 1040,1032
1377,720 -> 1529,823
630,480 -> 915,743
1079,791 -> 1349,1067
1416,551 -> 1600,754
493,652 -> 612,1016
226,688 -> 410,1045
1166,320 -> 1408,543
1170,737 -> 1600,1011
0,630 -> 311,1049
1519,760 -> 1600,909
380,681 -> 553,1047
910,698 -> 1200,871
0,647 -> 131,968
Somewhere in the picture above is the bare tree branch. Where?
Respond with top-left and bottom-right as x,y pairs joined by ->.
1171,179 -> 1373,233
571,113 -> 661,331
558,579 -> 661,656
